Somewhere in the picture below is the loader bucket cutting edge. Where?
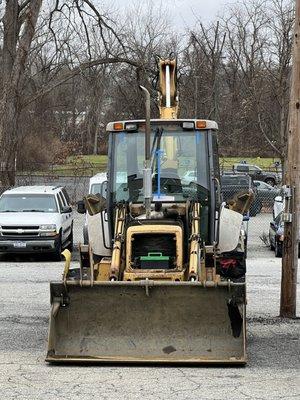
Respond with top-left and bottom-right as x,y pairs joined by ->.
46,282 -> 246,364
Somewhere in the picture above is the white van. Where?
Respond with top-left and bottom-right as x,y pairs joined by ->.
81,173 -> 111,261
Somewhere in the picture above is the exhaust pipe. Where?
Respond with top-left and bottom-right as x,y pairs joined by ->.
139,85 -> 152,219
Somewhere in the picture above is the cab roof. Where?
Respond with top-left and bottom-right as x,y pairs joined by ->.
106,119 -> 218,132
2,186 -> 62,195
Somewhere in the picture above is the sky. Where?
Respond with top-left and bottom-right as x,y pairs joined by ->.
106,0 -> 229,28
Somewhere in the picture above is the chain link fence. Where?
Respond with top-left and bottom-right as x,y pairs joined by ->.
1,164 -> 281,254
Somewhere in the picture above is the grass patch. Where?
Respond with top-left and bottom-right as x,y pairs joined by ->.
52,155 -> 108,176
220,157 -> 281,171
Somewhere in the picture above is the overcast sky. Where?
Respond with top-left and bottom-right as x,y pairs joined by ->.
107,0 -> 229,28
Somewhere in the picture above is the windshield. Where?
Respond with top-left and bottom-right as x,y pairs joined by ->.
111,125 -> 209,203
0,194 -> 58,213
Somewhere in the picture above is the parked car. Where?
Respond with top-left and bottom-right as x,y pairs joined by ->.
232,163 -> 281,186
0,186 -> 73,259
253,180 -> 280,206
182,170 -> 196,185
221,174 -> 262,216
269,212 -> 284,257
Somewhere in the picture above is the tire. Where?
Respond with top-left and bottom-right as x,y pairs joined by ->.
275,239 -> 282,258
83,225 -> 89,245
53,233 -> 63,261
265,178 -> 275,187
66,228 -> 73,252
270,237 -> 275,251
244,237 -> 248,259
93,253 -> 102,264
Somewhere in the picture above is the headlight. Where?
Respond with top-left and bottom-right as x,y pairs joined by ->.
40,224 -> 56,231
40,231 -> 58,237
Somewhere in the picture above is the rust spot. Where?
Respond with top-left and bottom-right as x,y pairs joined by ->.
163,345 -> 176,354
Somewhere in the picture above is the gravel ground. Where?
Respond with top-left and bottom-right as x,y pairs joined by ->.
0,214 -> 299,400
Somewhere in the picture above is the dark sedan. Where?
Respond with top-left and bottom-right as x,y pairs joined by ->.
254,180 -> 280,206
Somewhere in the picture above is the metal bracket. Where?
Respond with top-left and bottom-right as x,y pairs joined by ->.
140,278 -> 153,297
50,283 -> 70,307
282,185 -> 292,198
282,212 -> 293,223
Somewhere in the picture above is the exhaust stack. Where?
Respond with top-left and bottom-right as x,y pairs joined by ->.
139,85 -> 152,219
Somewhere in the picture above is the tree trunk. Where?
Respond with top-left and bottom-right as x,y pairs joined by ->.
0,0 -> 42,187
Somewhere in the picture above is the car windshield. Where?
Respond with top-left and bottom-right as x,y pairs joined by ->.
0,194 -> 58,213
111,125 -> 210,203
221,176 -> 250,186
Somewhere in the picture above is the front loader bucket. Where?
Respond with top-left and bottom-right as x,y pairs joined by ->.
46,281 -> 246,364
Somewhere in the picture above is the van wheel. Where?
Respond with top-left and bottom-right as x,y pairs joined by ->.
83,226 -> 89,245
53,234 -> 63,261
93,254 -> 102,263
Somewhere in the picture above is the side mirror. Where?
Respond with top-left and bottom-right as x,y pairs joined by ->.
62,205 -> 72,214
77,200 -> 86,214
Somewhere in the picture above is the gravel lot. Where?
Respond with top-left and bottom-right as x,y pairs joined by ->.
0,213 -> 299,400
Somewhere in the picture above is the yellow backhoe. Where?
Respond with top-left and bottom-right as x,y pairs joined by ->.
46,58 -> 250,364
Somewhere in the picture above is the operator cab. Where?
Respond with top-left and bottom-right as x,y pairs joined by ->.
106,119 -> 220,244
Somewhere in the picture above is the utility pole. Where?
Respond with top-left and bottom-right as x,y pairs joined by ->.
280,0 -> 300,318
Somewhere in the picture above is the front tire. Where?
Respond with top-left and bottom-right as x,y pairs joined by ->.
275,239 -> 282,258
67,229 -> 73,252
53,233 -> 63,261
270,236 -> 275,250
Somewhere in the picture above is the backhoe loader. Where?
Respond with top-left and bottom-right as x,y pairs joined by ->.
46,58 -> 251,364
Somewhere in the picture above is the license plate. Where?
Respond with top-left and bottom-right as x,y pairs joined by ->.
13,242 -> 27,248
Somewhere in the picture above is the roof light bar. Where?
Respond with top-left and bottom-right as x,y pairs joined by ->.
196,120 -> 207,129
182,122 -> 194,130
113,122 -> 123,130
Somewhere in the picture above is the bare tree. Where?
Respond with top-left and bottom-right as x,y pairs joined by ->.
0,0 -> 42,186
